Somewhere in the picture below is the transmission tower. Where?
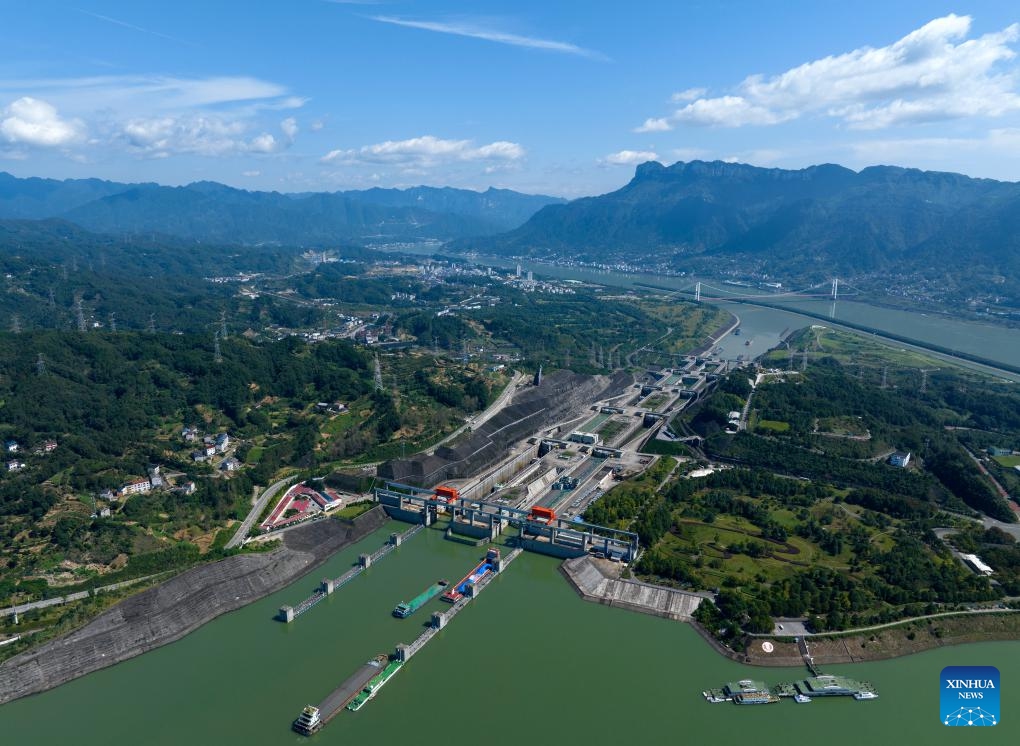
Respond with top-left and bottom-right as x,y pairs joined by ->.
801,350 -> 808,371
220,310 -> 228,339
147,314 -> 156,334
919,368 -> 939,394
36,353 -> 45,375
48,287 -> 56,308
373,354 -> 383,391
880,366 -> 889,389
74,293 -> 87,332
213,331 -> 223,364
10,314 -> 21,334
108,312 -> 117,333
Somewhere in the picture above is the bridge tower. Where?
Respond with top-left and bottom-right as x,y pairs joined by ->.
695,282 -> 701,302
831,278 -> 839,300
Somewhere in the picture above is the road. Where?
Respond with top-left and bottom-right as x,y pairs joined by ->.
226,474 -> 299,549
426,371 -> 524,455
2,574 -> 162,618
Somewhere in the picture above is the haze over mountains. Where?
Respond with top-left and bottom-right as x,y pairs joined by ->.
2,162 -> 1019,305
462,160 -> 1020,290
0,172 -> 563,245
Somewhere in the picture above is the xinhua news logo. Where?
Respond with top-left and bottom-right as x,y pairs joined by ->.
941,666 -> 999,726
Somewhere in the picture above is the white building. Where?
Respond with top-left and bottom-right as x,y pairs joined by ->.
961,553 -> 994,576
889,451 -> 911,468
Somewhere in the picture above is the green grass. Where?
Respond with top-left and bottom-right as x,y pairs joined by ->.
755,419 -> 790,433
244,446 -> 264,465
334,501 -> 375,519
992,455 -> 1020,467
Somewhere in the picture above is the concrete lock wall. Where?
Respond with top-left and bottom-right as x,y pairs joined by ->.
526,467 -> 559,500
517,538 -> 587,559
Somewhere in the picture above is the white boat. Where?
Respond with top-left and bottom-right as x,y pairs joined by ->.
853,691 -> 878,700
794,694 -> 812,703
292,705 -> 322,735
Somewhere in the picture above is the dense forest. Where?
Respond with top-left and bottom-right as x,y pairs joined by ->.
595,336 -> 1020,647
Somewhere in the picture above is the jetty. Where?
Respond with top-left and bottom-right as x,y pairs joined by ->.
278,525 -> 423,622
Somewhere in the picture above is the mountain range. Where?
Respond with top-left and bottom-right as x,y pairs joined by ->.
0,172 -> 563,246
460,160 -> 1020,292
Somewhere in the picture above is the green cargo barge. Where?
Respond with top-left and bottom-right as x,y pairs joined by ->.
393,579 -> 448,618
347,660 -> 404,712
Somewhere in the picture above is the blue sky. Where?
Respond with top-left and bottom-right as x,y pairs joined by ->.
2,1 -> 1020,196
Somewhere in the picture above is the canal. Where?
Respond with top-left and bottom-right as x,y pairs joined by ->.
1,520 -> 1016,744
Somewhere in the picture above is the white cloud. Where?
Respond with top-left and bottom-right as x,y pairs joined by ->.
120,114 -> 290,157
369,16 -> 607,59
0,75 -> 292,113
280,117 -> 298,139
639,14 -> 1020,130
1,97 -> 83,147
242,170 -> 261,177
670,88 -> 706,102
602,149 -> 660,166
634,117 -> 671,133
321,135 -> 525,167
0,74 -> 303,159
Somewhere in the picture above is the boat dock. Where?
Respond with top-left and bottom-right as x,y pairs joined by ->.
396,547 -> 522,663
279,525 -> 424,622
294,546 -> 523,735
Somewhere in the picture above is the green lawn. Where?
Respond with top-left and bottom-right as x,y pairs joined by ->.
756,419 -> 790,433
992,455 -> 1020,468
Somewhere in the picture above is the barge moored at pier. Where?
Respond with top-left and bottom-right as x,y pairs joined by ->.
293,654 -> 386,736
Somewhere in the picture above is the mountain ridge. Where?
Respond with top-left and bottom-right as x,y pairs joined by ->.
0,172 -> 564,246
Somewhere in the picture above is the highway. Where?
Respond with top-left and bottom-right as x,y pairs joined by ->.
425,371 -> 524,455
2,574 -> 163,618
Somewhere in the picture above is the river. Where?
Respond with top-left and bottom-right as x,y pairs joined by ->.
1,521 -> 1016,744
442,255 -> 1020,376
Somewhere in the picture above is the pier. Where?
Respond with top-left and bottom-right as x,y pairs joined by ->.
396,547 -> 523,663
278,524 -> 424,622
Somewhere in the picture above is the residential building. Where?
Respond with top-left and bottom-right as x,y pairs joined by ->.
121,478 -> 152,496
889,451 -> 911,468
215,433 -> 230,453
220,457 -> 241,472
4,440 -> 19,453
6,460 -> 25,472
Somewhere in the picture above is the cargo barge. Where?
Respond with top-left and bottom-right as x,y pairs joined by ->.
441,548 -> 499,603
393,580 -> 448,618
292,654 -> 386,736
347,659 -> 403,712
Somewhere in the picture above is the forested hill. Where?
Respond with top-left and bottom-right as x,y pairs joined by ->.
0,172 -> 563,245
460,160 -> 1020,293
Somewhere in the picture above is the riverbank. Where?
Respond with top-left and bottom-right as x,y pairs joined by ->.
741,611 -> 1020,666
0,507 -> 388,705
689,310 -> 739,356
560,556 -> 707,621
564,559 -> 1020,667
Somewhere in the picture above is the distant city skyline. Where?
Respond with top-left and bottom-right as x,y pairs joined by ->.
2,1 -> 1020,196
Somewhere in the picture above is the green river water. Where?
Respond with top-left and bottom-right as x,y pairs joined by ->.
2,521 -> 1017,744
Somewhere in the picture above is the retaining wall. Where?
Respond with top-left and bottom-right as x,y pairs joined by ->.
560,556 -> 707,621
0,507 -> 388,705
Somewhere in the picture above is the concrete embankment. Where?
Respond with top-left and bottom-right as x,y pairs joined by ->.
560,556 -> 707,621
0,507 -> 388,705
